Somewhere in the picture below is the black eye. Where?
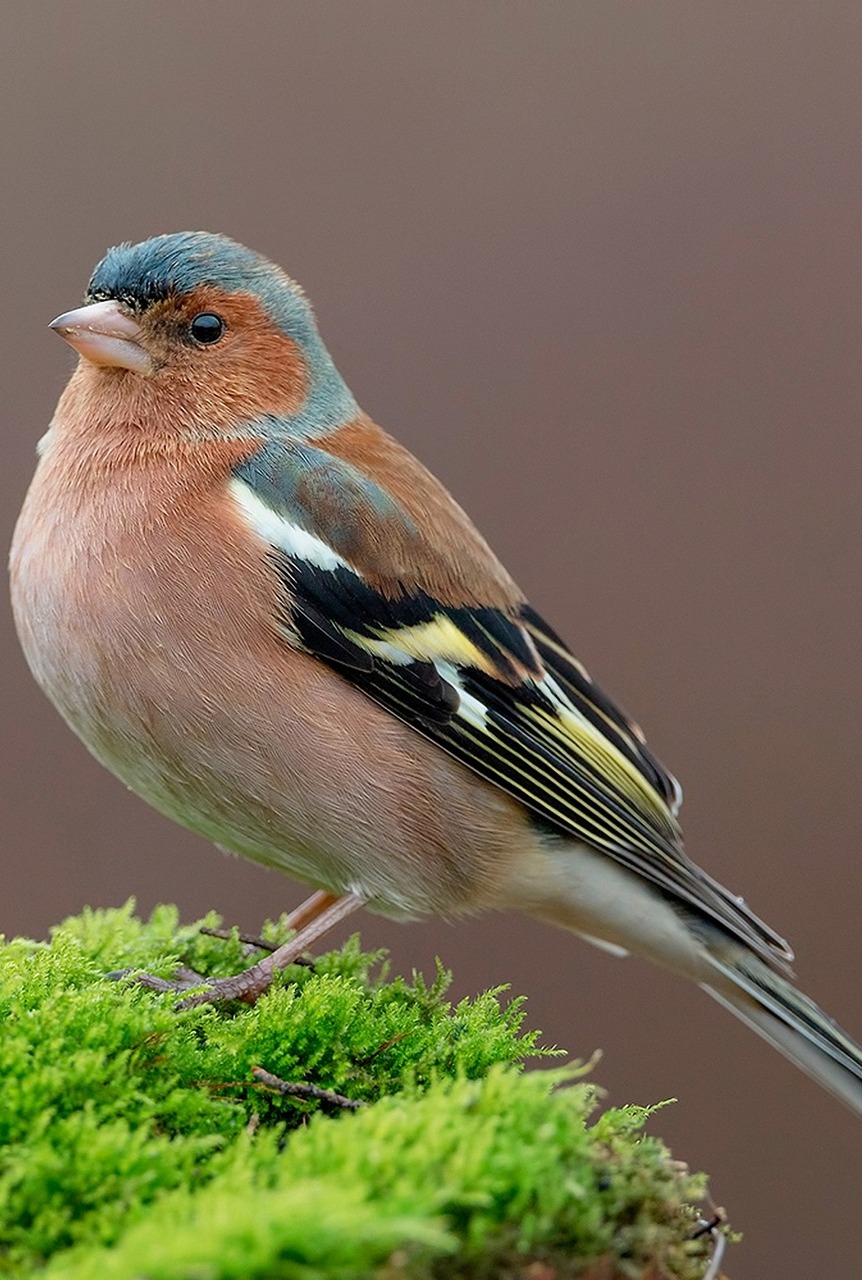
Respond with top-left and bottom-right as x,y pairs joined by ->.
189,313 -> 225,345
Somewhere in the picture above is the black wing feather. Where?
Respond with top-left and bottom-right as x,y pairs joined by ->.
267,548 -> 791,967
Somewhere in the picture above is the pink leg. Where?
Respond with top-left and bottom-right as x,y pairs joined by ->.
283,889 -> 342,934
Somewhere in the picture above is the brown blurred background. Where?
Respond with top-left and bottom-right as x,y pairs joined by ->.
2,3 -> 860,1275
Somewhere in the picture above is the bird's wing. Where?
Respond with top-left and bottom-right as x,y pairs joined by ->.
229,432 -> 791,966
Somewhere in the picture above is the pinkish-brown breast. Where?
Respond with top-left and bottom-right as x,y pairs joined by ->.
10,419 -> 538,919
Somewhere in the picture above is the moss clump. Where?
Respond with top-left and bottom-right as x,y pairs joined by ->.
0,903 -> 723,1279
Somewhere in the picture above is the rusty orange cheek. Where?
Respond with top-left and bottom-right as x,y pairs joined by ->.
207,328 -> 309,421
158,288 -> 311,425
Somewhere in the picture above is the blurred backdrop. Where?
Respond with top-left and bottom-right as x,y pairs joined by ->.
2,4 -> 860,1276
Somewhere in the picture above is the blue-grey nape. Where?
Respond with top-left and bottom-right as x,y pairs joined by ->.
87,232 -> 359,434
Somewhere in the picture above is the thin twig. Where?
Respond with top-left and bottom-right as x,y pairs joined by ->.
691,1209 -> 726,1240
199,925 -> 278,952
691,1207 -> 728,1280
199,925 -> 315,967
251,1066 -> 365,1110
702,1230 -> 727,1280
355,1031 -> 410,1065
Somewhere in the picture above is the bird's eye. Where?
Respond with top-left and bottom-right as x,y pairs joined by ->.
189,313 -> 225,345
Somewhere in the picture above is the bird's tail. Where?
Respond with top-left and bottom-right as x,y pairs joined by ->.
702,947 -> 862,1117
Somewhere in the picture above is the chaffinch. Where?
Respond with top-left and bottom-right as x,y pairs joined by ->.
10,232 -> 862,1114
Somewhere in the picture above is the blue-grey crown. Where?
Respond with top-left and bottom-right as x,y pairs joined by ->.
86,232 -> 316,343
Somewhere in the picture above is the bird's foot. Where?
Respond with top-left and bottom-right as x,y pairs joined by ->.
175,954 -> 286,1009
108,890 -> 364,1010
107,958 -> 280,1006
106,964 -> 207,994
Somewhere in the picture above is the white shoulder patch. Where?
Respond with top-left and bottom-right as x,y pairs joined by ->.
227,476 -> 349,572
437,660 -> 488,729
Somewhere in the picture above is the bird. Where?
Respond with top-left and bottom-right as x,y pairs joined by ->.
9,230 -> 862,1116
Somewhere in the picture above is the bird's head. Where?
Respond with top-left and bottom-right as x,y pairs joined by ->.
50,232 -> 356,441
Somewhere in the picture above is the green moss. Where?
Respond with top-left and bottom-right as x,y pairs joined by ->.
0,904 -> 722,1279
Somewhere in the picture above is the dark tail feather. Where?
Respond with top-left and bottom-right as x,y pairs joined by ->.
703,950 -> 862,1117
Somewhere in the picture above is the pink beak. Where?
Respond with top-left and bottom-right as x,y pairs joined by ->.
50,300 -> 152,374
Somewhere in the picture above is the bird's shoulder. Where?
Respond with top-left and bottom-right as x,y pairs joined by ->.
231,415 -> 522,609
